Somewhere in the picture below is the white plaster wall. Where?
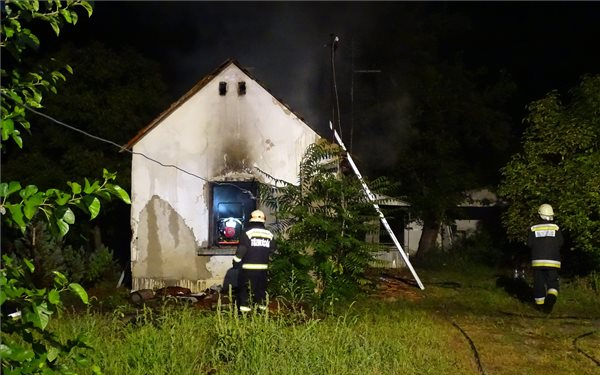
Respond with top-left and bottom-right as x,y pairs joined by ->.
130,63 -> 320,291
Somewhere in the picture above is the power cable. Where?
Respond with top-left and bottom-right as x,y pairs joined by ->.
2,96 -> 257,199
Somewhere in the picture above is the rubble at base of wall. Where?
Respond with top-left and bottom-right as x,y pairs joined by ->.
132,277 -> 221,294
128,285 -> 235,310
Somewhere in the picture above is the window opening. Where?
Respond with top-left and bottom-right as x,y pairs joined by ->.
219,81 -> 227,96
211,182 -> 257,247
379,208 -> 406,247
238,81 -> 246,95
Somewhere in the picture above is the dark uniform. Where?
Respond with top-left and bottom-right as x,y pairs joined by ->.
233,220 -> 276,312
527,219 -> 563,312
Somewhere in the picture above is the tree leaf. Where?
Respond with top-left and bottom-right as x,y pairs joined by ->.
47,289 -> 60,305
7,181 -> 22,197
47,345 -> 60,362
36,302 -> 52,330
83,195 -> 101,220
70,11 -> 79,25
80,1 -> 94,17
54,218 -> 70,237
52,271 -> 68,287
62,207 -> 75,225
50,19 -> 60,36
12,132 -> 23,148
67,181 -> 82,195
102,168 -> 117,180
1,118 -> 14,140
5,203 -> 26,233
68,283 -> 88,304
60,9 -> 72,23
23,258 -> 35,273
23,192 -> 45,220
24,302 -> 52,329
0,343 -> 35,362
83,178 -> 100,194
55,191 -> 70,206
19,185 -> 38,199
106,184 -> 131,204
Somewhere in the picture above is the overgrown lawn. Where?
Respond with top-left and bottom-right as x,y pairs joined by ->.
45,265 -> 600,375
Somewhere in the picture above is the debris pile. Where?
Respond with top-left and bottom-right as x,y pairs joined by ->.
372,275 -> 423,302
129,285 -> 234,310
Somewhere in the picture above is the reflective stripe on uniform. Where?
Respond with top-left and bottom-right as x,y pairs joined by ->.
246,228 -> 274,240
233,256 -> 242,263
547,288 -> 559,296
535,297 -> 545,305
242,263 -> 268,270
530,224 -> 559,238
239,306 -> 252,312
531,259 -> 561,268
531,224 -> 560,231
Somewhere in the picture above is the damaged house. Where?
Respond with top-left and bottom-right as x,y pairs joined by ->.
124,59 -> 320,292
124,59 -> 498,292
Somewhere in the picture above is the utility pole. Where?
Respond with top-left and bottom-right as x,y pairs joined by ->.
350,40 -> 381,153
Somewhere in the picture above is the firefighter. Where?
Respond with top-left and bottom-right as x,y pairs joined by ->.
527,203 -> 564,313
232,209 -> 277,312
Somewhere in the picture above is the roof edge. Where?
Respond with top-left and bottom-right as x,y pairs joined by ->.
122,58 -> 317,151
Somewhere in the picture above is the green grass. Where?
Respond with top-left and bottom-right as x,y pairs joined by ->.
51,301 -> 470,375
30,265 -> 600,375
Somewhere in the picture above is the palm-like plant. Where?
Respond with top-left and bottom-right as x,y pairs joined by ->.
259,139 -> 392,305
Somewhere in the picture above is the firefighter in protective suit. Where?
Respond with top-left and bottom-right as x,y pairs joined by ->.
527,204 -> 564,313
232,210 -> 277,312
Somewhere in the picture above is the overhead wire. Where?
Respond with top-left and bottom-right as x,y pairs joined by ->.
2,95 -> 257,199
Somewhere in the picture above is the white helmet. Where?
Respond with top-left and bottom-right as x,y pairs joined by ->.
538,204 -> 554,220
249,209 -> 266,223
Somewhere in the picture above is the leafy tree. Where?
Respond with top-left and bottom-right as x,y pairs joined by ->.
1,0 -> 130,238
1,256 -> 98,375
1,42 -> 169,190
0,2 -> 127,373
1,0 -> 93,149
498,74 -> 600,269
344,6 -> 517,258
1,41 -> 169,260
389,61 -> 515,258
260,140 -> 389,305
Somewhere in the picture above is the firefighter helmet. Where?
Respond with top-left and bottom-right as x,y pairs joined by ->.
249,209 -> 266,223
538,204 -> 554,218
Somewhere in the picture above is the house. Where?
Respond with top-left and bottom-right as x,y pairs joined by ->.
124,59 -> 320,292
373,188 -> 502,266
123,59 -> 498,291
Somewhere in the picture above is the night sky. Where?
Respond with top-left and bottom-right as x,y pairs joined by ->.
63,1 -> 599,143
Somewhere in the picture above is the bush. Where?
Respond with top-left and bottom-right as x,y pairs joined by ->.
416,228 -> 506,270
260,140 -> 387,307
0,255 -> 98,374
9,221 -> 117,288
